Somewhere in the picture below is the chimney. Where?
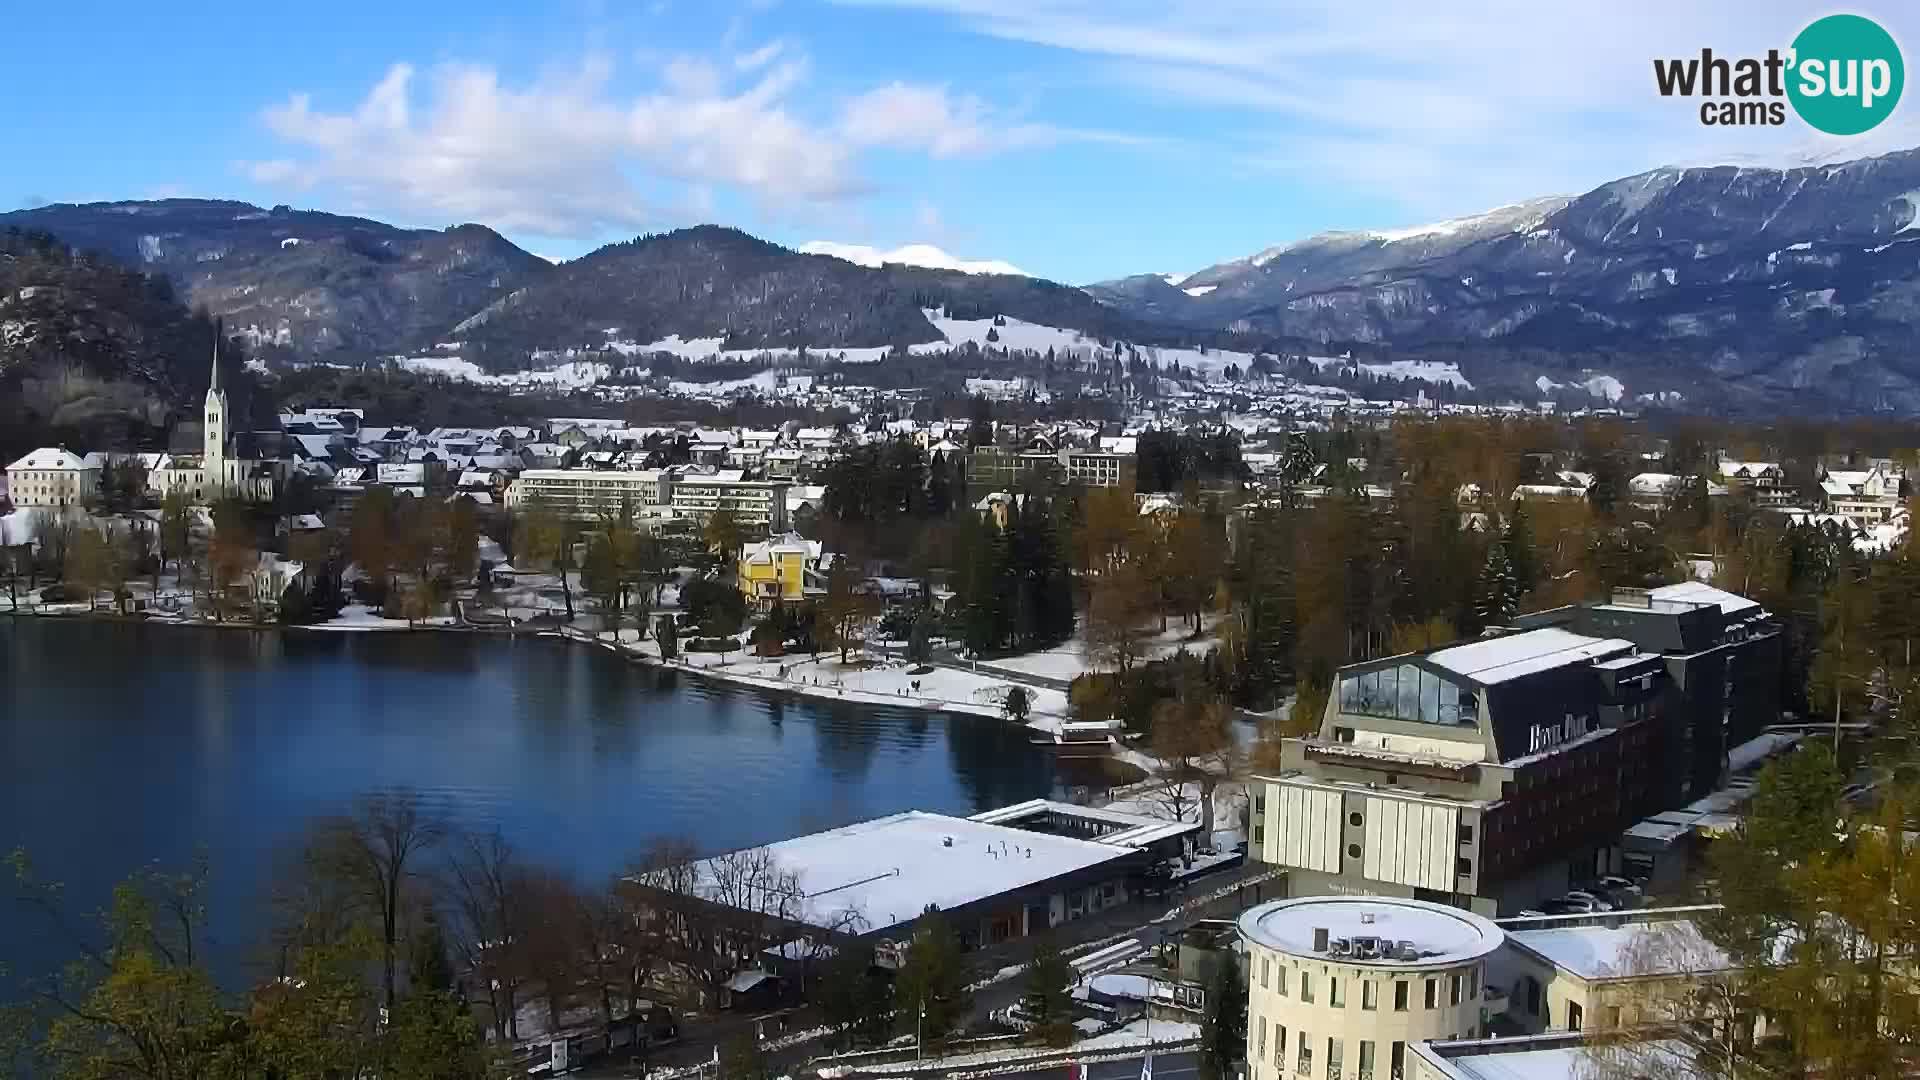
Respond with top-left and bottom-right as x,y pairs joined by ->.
1312,927 -> 1329,952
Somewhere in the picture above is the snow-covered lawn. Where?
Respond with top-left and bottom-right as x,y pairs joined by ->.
974,620 -> 1222,684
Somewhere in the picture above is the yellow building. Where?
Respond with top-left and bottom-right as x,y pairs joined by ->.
737,534 -> 824,608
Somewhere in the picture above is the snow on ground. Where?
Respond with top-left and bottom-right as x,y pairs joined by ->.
1077,1019 -> 1201,1050
1308,355 -> 1472,388
667,369 -> 786,396
799,240 -> 1027,277
576,631 -> 1073,724
976,620 -> 1222,684
306,605 -> 422,631
394,356 -> 613,388
1536,373 -> 1626,401
1181,284 -> 1217,297
610,334 -> 897,365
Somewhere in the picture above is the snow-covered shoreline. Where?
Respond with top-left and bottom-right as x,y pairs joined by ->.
3,605 -> 1075,736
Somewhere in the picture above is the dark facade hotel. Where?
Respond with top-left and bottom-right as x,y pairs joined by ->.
1249,583 -> 1779,915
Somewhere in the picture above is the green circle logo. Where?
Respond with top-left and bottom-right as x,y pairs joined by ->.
1788,14 -> 1904,135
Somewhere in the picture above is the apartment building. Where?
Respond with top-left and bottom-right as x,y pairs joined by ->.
669,474 -> 790,532
504,468 -> 675,517
1716,460 -> 1794,507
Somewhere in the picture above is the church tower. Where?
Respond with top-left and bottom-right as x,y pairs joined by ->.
204,320 -> 228,485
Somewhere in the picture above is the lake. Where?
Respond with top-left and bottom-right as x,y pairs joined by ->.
0,618 -> 1073,986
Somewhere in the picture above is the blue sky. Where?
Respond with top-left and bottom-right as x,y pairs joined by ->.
9,1 -> 1920,283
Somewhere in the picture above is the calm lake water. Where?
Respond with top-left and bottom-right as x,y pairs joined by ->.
0,618 -> 1068,986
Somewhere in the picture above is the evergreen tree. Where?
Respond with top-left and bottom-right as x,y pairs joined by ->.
1020,936 -> 1074,1047
655,615 -> 679,660
895,909 -> 971,1047
1474,541 -> 1519,628
1199,950 -> 1246,1080
1502,500 -> 1538,599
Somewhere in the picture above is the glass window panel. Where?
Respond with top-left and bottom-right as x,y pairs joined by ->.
1397,665 -> 1420,722
1421,670 -> 1441,724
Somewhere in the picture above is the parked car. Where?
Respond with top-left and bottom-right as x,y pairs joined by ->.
1592,875 -> 1644,906
1563,890 -> 1615,911
1539,899 -> 1590,916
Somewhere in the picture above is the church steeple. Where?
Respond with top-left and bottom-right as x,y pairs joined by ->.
204,318 -> 228,475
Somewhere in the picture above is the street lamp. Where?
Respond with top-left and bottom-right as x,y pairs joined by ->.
916,1001 -> 926,1062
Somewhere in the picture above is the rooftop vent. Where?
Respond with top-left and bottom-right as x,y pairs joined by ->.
1312,927 -> 1330,952
1359,913 -> 1375,925
1329,937 -> 1352,957
942,836 -> 953,848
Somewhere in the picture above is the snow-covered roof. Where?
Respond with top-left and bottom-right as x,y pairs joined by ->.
7,448 -> 91,472
693,811 -> 1134,936
1416,1034 -> 1708,1080
969,799 -> 1200,849
1238,897 -> 1504,969
1646,581 -> 1761,617
1425,629 -> 1633,685
1507,919 -> 1729,981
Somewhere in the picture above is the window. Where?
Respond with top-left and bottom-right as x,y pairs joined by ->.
1467,967 -> 1478,1000
1457,823 -> 1474,844
1262,956 -> 1271,990
1349,811 -> 1363,827
1358,1041 -> 1376,1080
1456,857 -> 1472,877
1390,1041 -> 1404,1080
1523,977 -> 1541,1016
1347,843 -> 1362,859
1300,972 -> 1314,1003
1328,1037 -> 1344,1080
1567,1002 -> 1584,1031
1449,974 -> 1462,1006
1258,1018 -> 1268,1058
1296,1031 -> 1312,1076
1393,981 -> 1408,1011
1277,965 -> 1288,997
1361,981 -> 1377,1011
1330,977 -> 1344,1007
1423,978 -> 1437,1009
1254,823 -> 1264,848
1606,1006 -> 1622,1028
1275,1026 -> 1286,1069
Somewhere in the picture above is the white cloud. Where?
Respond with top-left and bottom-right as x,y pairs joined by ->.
798,239 -> 1027,276
837,0 -> 1920,221
246,54 -> 857,239
838,81 -> 1116,158
244,47 -> 1122,245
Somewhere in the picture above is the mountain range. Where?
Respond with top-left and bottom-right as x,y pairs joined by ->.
1089,148 -> 1920,411
9,146 -> 1920,413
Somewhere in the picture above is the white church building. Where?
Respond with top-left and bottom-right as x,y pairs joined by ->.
151,331 -> 289,505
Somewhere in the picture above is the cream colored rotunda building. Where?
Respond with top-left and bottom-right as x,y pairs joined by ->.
1240,896 -> 1505,1080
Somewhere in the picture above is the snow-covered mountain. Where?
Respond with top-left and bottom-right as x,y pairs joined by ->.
798,240 -> 1027,277
1087,148 -> 1920,411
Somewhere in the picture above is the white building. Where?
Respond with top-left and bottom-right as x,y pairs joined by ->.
504,468 -> 676,518
670,473 -> 790,531
1241,896 -> 1506,1080
4,448 -> 99,509
1821,466 -> 1902,525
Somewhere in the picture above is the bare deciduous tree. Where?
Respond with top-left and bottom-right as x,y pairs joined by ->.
309,791 -> 446,1010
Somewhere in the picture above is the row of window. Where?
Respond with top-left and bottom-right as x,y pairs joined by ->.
1257,956 -> 1477,1010
1254,1022 -> 1409,1080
